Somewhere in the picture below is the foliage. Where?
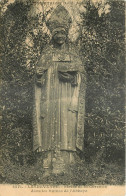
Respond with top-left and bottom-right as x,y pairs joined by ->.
0,1 -> 49,156
1,155 -> 124,185
79,0 -> 125,163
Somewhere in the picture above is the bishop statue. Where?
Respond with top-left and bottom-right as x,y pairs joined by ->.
33,5 -> 86,175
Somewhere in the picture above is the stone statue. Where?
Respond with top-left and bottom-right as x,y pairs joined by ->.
33,5 -> 86,175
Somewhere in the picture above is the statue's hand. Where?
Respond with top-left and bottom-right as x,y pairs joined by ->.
36,67 -> 45,76
36,68 -> 47,87
58,71 -> 78,86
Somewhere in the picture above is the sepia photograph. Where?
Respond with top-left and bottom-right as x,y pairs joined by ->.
0,0 -> 125,195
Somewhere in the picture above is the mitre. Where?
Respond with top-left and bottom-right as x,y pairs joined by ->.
46,4 -> 72,34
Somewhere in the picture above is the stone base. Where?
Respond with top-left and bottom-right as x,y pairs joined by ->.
42,150 -> 78,175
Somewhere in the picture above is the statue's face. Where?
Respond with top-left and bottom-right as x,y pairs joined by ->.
52,29 -> 67,45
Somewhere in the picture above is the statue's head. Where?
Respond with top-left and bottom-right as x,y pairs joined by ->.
51,27 -> 67,45
46,5 -> 72,45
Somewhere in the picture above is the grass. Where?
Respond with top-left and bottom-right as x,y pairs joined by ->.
0,151 -> 124,185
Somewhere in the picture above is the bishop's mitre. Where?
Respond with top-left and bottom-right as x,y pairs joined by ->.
46,4 -> 72,34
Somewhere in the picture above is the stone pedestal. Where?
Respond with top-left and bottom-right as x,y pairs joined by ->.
43,150 -> 77,176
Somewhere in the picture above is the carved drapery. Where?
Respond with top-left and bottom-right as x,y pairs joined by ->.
33,47 -> 86,153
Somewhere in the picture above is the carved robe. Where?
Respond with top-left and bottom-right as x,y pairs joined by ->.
33,45 -> 86,154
